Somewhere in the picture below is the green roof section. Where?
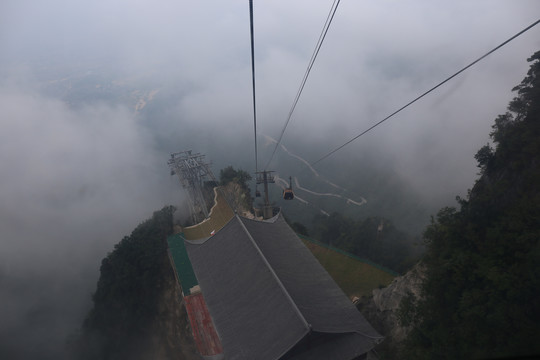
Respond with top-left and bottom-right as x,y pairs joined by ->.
167,233 -> 198,296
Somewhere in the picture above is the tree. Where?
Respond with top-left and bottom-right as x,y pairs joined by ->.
291,221 -> 309,236
473,143 -> 493,174
400,51 -> 540,359
74,206 -> 178,360
219,166 -> 254,212
312,213 -> 416,273
219,166 -> 252,189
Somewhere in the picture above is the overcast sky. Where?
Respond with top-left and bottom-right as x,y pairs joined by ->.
1,1 -> 540,358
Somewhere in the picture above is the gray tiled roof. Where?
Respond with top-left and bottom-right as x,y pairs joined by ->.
185,213 -> 382,360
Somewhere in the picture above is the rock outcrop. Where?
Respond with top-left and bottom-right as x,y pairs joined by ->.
357,264 -> 424,358
147,270 -> 201,360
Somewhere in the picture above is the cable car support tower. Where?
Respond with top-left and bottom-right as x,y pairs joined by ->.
168,150 -> 214,224
256,170 -> 275,219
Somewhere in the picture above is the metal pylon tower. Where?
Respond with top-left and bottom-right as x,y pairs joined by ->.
168,150 -> 214,224
256,170 -> 275,219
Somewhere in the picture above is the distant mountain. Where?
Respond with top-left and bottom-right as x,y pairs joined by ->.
29,61 -> 446,239
257,136 -> 436,237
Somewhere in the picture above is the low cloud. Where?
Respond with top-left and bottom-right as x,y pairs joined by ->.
0,82 -> 181,359
1,1 -> 540,357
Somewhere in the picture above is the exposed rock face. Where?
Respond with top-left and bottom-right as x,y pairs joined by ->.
358,264 -> 424,358
371,264 -> 424,343
148,270 -> 201,360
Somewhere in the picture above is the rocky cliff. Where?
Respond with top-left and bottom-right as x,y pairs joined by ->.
357,264 -> 424,358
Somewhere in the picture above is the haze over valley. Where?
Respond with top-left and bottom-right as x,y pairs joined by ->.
1,1 -> 539,358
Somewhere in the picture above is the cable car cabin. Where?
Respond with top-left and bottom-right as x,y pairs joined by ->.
283,188 -> 294,200
283,176 -> 294,200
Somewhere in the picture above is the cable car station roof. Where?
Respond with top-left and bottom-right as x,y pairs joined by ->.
185,213 -> 382,360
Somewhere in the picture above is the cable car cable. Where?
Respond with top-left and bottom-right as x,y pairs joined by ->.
249,0 -> 259,173
280,17 -> 539,207
264,0 -> 342,171
310,18 -> 540,167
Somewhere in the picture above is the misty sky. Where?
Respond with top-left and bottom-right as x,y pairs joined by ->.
1,1 -> 540,358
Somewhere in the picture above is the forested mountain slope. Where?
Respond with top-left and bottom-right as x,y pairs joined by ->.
400,51 -> 540,359
72,206 -> 199,360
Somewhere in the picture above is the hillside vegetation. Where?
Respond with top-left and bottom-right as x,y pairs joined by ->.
72,206 -> 198,360
302,236 -> 395,297
310,214 -> 421,274
399,51 -> 540,359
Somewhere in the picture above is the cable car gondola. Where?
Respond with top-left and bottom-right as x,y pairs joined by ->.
283,176 -> 294,200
